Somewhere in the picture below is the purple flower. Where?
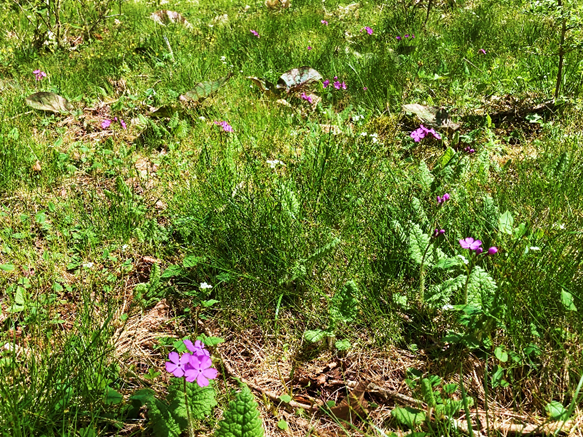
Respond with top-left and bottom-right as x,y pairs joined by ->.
184,354 -> 218,387
333,80 -> 341,90
322,79 -> 330,88
363,26 -> 373,35
479,49 -> 486,54
433,228 -> 445,237
341,81 -> 347,90
442,193 -> 450,201
411,34 -> 415,39
33,69 -> 47,81
301,92 -> 313,103
214,121 -> 233,132
475,247 -> 484,254
101,119 -> 112,129
307,46 -> 312,50
459,237 -> 483,251
396,36 -> 402,41
464,146 -> 476,154
487,246 -> 498,255
437,196 -> 442,204
184,339 -> 210,357
363,86 -> 367,91
404,34 -> 410,38
119,118 -> 127,129
321,20 -> 328,25
166,352 -> 191,378
250,29 -> 259,37
410,128 -> 425,142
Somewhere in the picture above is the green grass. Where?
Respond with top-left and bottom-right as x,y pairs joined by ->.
1,0 -> 583,435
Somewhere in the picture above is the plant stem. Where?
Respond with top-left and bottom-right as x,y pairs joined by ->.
554,0 -> 566,100
419,240 -> 433,303
184,378 -> 195,437
462,256 -> 473,305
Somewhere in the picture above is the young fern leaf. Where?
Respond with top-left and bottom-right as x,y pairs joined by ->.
427,274 -> 466,306
418,161 -> 434,192
215,384 -> 264,437
304,237 -> 341,265
391,220 -> 407,245
466,266 -> 497,309
330,280 -> 359,324
411,197 -> 429,229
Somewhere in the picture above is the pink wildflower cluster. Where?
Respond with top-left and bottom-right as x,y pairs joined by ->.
396,34 -> 415,41
214,121 -> 233,132
101,117 -> 127,130
250,29 -> 260,37
362,26 -> 373,35
321,20 -> 328,25
410,124 -> 441,142
464,146 -> 475,154
301,92 -> 313,103
33,69 -> 47,81
166,339 -> 218,387
459,238 -> 498,255
322,76 -> 347,90
437,193 -> 450,204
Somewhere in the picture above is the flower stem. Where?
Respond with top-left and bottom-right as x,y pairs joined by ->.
419,240 -> 433,303
184,378 -> 195,437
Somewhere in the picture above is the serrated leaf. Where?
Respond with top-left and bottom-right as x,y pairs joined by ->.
179,73 -> 232,104
561,290 -> 577,311
168,378 -> 217,425
330,281 -> 359,323
391,407 -> 426,429
25,92 -> 73,113
440,146 -> 456,167
466,266 -> 497,308
304,329 -> 326,343
215,384 -> 264,437
408,222 -> 431,265
276,67 -> 322,92
433,257 -> 464,270
196,334 -> 225,346
494,346 -> 508,363
498,210 -> 514,235
418,161 -> 434,191
426,274 -> 466,306
160,265 -> 183,279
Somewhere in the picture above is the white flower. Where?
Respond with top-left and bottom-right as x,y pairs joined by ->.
122,245 -> 128,251
529,246 -> 541,251
442,304 -> 454,311
457,255 -> 469,265
371,136 -> 378,143
360,132 -> 368,137
200,282 -> 213,289
266,159 -> 284,168
83,262 -> 94,268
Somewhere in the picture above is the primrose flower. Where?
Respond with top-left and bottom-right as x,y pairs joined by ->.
184,354 -> 218,387
475,247 -> 484,254
322,79 -> 330,88
214,121 -> 233,132
459,237 -> 483,251
404,34 -> 410,38
33,69 -> 47,81
250,29 -> 259,37
101,119 -> 112,129
301,92 -> 313,103
321,20 -> 328,25
487,246 -> 498,255
411,129 -> 425,142
442,193 -> 450,201
184,339 -> 210,357
166,352 -> 191,378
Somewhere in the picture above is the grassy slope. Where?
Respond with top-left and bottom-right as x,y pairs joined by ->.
0,0 -> 582,435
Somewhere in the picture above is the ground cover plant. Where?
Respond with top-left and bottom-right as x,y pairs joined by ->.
1,0 -> 583,435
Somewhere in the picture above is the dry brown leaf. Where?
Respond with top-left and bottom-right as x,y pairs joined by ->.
32,160 -> 42,172
330,380 -> 369,421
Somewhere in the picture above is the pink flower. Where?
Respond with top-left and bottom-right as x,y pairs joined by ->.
479,49 -> 486,54
301,92 -> 313,103
166,352 -> 191,378
322,79 -> 330,88
333,80 -> 341,90
363,26 -> 373,35
101,119 -> 112,129
321,20 -> 328,25
396,36 -> 402,41
307,46 -> 312,50
184,339 -> 210,357
487,247 -> 498,255
459,237 -> 483,251
184,354 -> 218,387
363,86 -> 367,91
410,128 -> 425,142
33,69 -> 47,81
341,82 -> 347,90
250,29 -> 259,37
214,121 -> 233,132
119,118 -> 127,129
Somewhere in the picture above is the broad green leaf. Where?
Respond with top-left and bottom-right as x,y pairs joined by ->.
104,387 -> 123,405
276,67 -> 322,91
466,266 -> 497,308
561,290 -> 577,311
498,210 -> 514,235
494,346 -> 508,363
278,394 -> 292,403
420,379 -> 436,408
304,329 -> 326,343
196,334 -> 225,346
25,92 -> 73,113
546,401 -> 569,421
202,299 -> 219,308
277,420 -> 288,430
391,407 -> 426,429
179,73 -> 232,104
0,264 -> 15,271
335,339 -> 351,351
215,384 -> 264,437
